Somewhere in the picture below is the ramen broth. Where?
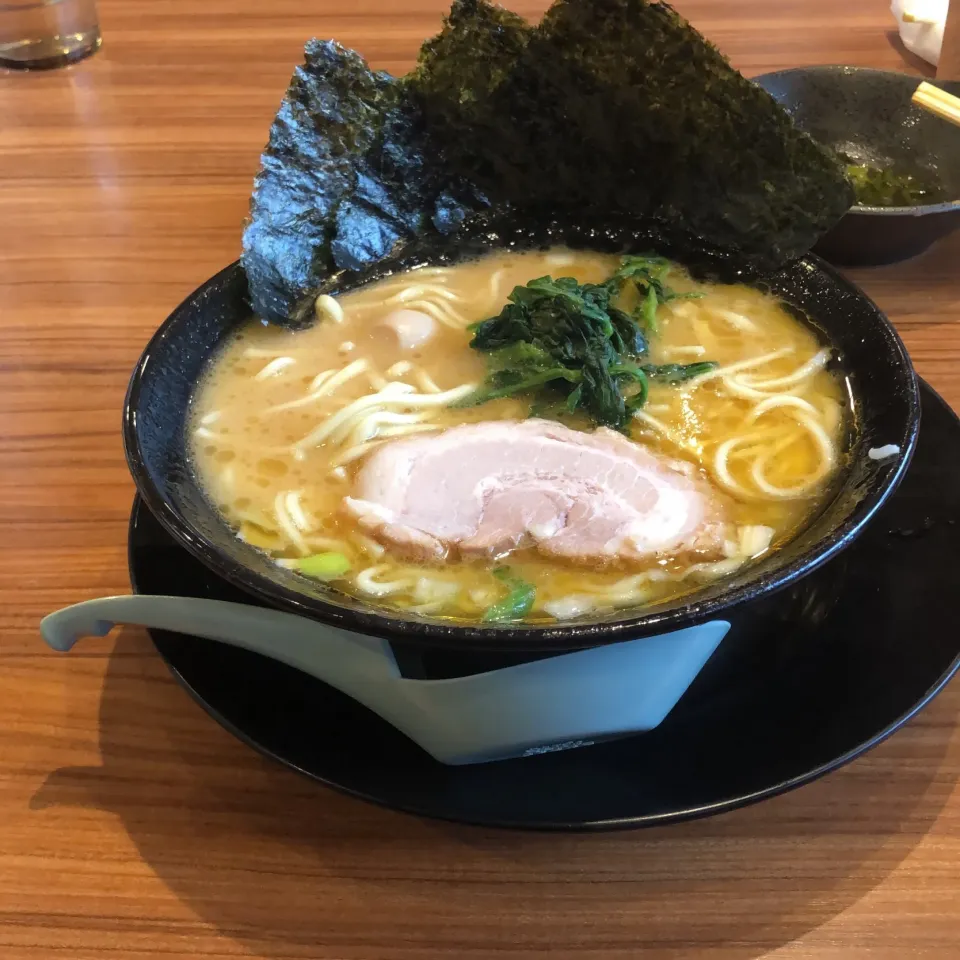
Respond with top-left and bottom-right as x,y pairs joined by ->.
190,249 -> 847,622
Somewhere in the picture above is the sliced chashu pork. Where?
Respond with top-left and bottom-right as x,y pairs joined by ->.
343,419 -> 730,565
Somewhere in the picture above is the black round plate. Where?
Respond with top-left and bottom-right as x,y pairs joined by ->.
130,380 -> 960,830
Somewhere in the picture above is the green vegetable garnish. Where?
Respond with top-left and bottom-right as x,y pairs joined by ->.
642,361 -> 719,383
610,255 -> 704,335
841,155 -> 943,207
640,284 -> 659,335
462,271 -> 646,430
463,256 -> 711,431
482,566 -> 536,622
295,552 -> 351,580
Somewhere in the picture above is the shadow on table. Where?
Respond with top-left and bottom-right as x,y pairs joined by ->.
885,29 -> 937,77
33,629 -> 959,960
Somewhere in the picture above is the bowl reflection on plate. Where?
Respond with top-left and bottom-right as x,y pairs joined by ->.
755,66 -> 960,267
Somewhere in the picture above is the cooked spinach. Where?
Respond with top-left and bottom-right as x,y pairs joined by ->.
642,361 -> 718,382
463,256 -> 710,430
464,274 -> 646,430
483,566 -> 536,622
608,255 -> 704,335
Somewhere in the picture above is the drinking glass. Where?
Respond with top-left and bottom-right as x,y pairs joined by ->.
0,0 -> 99,70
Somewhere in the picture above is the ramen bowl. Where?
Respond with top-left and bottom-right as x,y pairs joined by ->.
122,242 -> 919,763
755,67 -> 960,267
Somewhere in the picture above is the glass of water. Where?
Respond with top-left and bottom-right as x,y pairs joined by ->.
0,0 -> 99,70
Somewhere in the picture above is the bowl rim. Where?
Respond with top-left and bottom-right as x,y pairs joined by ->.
753,65 -> 960,217
124,256 -> 921,652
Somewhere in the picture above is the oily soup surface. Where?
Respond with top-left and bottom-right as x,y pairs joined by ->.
190,250 -> 847,622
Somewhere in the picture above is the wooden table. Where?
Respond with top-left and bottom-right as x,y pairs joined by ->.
941,1 -> 960,79
2,2 -> 958,957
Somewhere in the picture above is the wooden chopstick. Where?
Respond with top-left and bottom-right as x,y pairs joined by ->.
912,81 -> 960,127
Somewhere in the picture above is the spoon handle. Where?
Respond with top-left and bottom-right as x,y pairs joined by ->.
40,594 -> 400,682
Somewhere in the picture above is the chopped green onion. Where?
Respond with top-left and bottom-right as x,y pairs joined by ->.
295,552 -> 351,580
483,566 -> 536,623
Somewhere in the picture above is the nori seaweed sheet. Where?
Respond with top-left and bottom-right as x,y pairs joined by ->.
242,39 -> 484,325
242,0 -> 853,326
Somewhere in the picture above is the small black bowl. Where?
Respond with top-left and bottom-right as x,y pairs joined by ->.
123,238 -> 920,657
755,66 -> 960,267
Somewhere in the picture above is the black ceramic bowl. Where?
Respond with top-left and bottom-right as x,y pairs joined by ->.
124,242 -> 920,657
755,67 -> 960,267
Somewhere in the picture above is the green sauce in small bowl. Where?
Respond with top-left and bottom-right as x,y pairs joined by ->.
841,154 -> 949,208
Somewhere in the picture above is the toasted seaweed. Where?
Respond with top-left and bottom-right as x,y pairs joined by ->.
242,40 -> 482,325
413,0 -> 853,275
242,0 -> 854,326
411,0 -> 532,189
242,41 -> 391,325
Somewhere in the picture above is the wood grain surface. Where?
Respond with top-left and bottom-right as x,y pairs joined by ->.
941,0 -> 960,80
1,2 -> 959,958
